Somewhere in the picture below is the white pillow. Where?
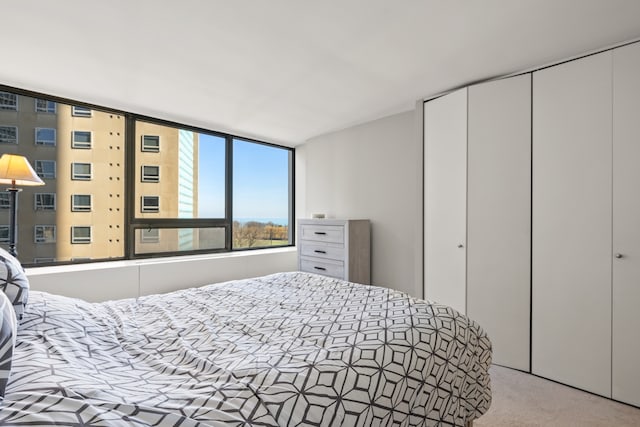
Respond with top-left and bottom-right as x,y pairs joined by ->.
0,247 -> 29,321
0,291 -> 17,397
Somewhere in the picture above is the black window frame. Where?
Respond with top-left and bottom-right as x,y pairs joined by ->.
0,84 -> 295,267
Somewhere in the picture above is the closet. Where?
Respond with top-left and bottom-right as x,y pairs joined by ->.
425,40 -> 640,405
424,74 -> 531,370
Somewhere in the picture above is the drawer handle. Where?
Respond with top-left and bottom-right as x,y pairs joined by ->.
314,266 -> 327,271
314,232 -> 327,235
314,250 -> 327,254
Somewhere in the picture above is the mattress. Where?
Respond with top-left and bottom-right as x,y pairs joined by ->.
0,271 -> 491,426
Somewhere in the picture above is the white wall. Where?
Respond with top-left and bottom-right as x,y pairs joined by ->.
296,110 -> 422,297
26,248 -> 298,302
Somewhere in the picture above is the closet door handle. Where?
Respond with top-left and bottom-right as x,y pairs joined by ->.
457,244 -> 464,249
614,253 -> 624,259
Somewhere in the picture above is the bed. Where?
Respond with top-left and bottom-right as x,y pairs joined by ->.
0,254 -> 491,426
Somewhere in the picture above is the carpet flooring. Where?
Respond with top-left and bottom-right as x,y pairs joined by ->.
474,365 -> 640,426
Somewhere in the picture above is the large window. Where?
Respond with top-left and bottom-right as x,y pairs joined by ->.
0,87 -> 293,266
233,139 -> 292,249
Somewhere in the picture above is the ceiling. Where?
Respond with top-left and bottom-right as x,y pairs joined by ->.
3,1 -> 640,146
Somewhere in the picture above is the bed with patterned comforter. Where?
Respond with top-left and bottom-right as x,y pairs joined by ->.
0,271 -> 491,426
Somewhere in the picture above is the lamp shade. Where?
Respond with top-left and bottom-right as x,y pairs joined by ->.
0,154 -> 45,186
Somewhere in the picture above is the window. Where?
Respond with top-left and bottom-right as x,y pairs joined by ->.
71,194 -> 92,212
35,128 -> 56,146
0,194 -> 9,209
71,162 -> 92,180
72,130 -> 92,148
141,196 -> 159,213
34,193 -> 56,211
35,99 -> 56,113
0,126 -> 17,144
141,165 -> 159,182
35,160 -> 56,179
0,92 -> 17,110
232,138 -> 292,249
142,135 -> 160,152
71,226 -> 91,244
34,225 -> 56,243
0,226 -> 8,243
139,228 -> 160,243
72,106 -> 92,117
0,89 -> 292,266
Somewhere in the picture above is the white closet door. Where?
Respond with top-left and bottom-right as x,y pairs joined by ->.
467,74 -> 531,371
424,88 -> 467,314
612,42 -> 640,407
532,52 -> 612,397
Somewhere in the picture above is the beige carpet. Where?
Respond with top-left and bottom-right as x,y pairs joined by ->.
474,365 -> 640,426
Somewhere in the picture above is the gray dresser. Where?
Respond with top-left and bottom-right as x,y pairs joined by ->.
297,219 -> 370,284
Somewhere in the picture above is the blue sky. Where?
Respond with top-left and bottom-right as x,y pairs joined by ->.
197,134 -> 290,222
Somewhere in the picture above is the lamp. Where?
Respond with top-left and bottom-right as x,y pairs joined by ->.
0,154 -> 45,258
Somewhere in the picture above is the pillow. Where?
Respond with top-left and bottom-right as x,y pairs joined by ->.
0,247 -> 29,321
0,291 -> 17,397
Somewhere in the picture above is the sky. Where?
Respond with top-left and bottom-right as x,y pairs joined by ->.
197,134 -> 290,222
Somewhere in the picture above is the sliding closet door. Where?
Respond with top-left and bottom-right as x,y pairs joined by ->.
424,88 -> 467,314
467,74 -> 531,371
532,52 -> 612,397
612,42 -> 640,407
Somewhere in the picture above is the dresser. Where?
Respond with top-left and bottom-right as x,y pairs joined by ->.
297,219 -> 371,284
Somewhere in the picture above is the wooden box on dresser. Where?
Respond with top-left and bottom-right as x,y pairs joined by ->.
297,219 -> 371,285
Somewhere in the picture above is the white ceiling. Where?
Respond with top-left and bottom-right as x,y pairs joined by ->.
3,1 -> 640,146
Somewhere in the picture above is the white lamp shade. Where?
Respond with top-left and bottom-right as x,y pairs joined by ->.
0,154 -> 45,186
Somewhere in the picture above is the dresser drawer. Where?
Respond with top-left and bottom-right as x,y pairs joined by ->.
299,242 -> 345,261
300,257 -> 345,279
299,224 -> 344,244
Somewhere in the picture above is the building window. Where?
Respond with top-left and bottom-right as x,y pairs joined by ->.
141,135 -> 160,152
34,193 -> 56,211
71,226 -> 91,244
35,99 -> 56,113
141,165 -> 160,182
35,128 -> 56,146
71,162 -> 92,180
0,194 -> 9,209
0,126 -> 18,144
72,130 -> 92,149
71,194 -> 92,212
0,226 -> 9,243
35,160 -> 56,179
140,228 -> 160,243
34,225 -> 56,243
141,196 -> 160,213
0,92 -> 17,110
72,106 -> 92,117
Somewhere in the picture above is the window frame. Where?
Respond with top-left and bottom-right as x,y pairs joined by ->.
0,193 -> 9,209
35,127 -> 56,146
0,126 -> 18,144
141,135 -> 160,152
71,130 -> 92,149
72,106 -> 92,117
34,193 -> 56,211
71,162 -> 92,180
71,194 -> 92,212
35,160 -> 56,179
140,165 -> 160,183
71,226 -> 92,244
0,92 -> 17,110
34,225 -> 56,244
141,195 -> 160,213
0,86 -> 295,266
35,99 -> 56,113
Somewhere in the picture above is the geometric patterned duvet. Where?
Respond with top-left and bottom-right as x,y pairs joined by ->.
0,272 -> 491,426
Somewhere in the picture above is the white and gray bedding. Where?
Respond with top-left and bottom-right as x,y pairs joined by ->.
0,271 -> 491,426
